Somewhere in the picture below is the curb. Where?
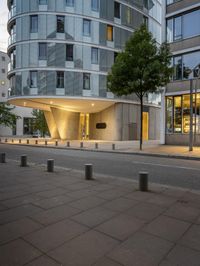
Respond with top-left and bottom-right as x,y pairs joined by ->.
1,142 -> 200,161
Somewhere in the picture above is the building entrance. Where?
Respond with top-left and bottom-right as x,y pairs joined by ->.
79,113 -> 90,140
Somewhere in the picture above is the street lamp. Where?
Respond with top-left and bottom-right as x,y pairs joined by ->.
189,64 -> 200,152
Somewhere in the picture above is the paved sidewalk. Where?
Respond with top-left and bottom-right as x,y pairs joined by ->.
0,160 -> 200,265
2,137 -> 200,160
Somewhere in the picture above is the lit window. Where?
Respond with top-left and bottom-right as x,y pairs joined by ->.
57,16 -> 65,33
66,44 -> 74,61
91,47 -> 98,64
91,0 -> 99,11
83,19 -> 91,36
30,71 -> 37,88
39,43 -> 47,60
107,25 -> 113,41
114,2 -> 120,19
30,15 -> 38,33
57,71 -> 64,88
66,0 -> 74,6
83,73 -> 90,90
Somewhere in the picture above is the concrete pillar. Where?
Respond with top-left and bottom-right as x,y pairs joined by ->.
44,110 -> 60,139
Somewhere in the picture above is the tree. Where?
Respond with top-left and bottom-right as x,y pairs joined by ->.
0,103 -> 20,128
32,109 -> 49,137
107,24 -> 172,150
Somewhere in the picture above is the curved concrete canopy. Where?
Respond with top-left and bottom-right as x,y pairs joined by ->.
8,96 -> 117,113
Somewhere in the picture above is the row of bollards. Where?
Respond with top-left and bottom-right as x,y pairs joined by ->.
0,152 -> 148,191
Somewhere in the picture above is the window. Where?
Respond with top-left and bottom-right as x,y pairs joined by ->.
91,0 -> 99,11
91,47 -> 98,64
174,96 -> 182,133
39,43 -> 47,60
23,118 -> 35,135
174,16 -> 182,41
114,52 -> 118,62
107,25 -> 113,41
30,71 -> 37,88
57,71 -> 64,88
66,44 -> 73,61
66,0 -> 74,6
57,16 -> 65,33
1,69 -> 5,74
83,19 -> 91,36
30,15 -> 38,33
1,92 -> 6,97
83,73 -> 90,90
173,56 -> 182,80
1,56 -> 5,61
39,0 -> 47,4
166,97 -> 173,133
10,49 -> 16,69
114,2 -> 120,19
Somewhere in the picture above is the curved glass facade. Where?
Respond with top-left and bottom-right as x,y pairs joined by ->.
7,0 -> 162,99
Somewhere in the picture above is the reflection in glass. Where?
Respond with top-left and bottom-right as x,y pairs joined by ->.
56,71 -> 64,88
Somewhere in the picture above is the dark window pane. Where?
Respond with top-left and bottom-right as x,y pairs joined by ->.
30,15 -> 38,33
57,16 -> 65,33
83,19 -> 91,36
39,43 -> 47,60
30,71 -> 37,88
66,0 -> 74,6
114,2 -> 120,19
91,47 -> 98,64
66,44 -> 73,61
83,73 -> 90,90
173,56 -> 182,80
57,71 -> 64,88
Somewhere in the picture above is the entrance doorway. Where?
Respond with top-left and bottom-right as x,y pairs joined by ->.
143,112 -> 149,141
79,113 -> 90,140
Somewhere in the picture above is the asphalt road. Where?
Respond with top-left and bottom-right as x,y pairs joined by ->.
1,144 -> 200,191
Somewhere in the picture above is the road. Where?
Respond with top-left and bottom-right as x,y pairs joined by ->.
1,144 -> 200,191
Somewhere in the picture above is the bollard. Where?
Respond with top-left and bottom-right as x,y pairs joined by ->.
12,139 -> 14,143
95,143 -> 98,149
5,138 -> 8,143
67,141 -> 70,147
47,159 -> 54,172
35,140 -> 38,145
27,139 -> 29,144
80,142 -> 83,148
112,143 -> 115,150
139,172 -> 148,192
85,164 -> 93,180
19,139 -> 21,144
0,138 -> 1,143
55,140 -> 58,146
45,140 -> 48,146
20,155 -> 27,167
0,153 -> 6,163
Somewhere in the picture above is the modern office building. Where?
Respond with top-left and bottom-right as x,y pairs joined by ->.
165,0 -> 200,145
0,50 -> 33,137
7,0 -> 162,141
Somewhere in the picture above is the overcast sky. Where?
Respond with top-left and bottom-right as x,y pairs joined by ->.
0,1 -> 9,52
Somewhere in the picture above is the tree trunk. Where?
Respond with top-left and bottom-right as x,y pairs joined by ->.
140,96 -> 143,151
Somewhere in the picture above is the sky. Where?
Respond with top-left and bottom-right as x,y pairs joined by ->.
0,0 -> 9,52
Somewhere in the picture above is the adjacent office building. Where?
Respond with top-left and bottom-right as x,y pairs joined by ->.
7,0 -> 162,141
165,0 -> 200,145
0,50 -> 33,137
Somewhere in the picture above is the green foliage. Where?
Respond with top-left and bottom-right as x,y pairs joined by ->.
0,103 -> 21,128
107,24 -> 173,149
32,109 -> 49,137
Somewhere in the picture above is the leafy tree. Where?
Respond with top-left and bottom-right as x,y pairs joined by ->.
107,24 -> 172,150
32,109 -> 49,137
0,103 -> 20,128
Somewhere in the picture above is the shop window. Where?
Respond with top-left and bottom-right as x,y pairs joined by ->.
57,16 -> 65,33
107,25 -> 113,41
66,44 -> 73,61
174,96 -> 182,133
83,73 -> 90,90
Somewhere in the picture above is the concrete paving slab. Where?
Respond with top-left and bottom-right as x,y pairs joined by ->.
92,257 -> 122,266
102,197 -> 139,212
32,195 -> 75,209
25,255 -> 61,266
179,224 -> 200,252
68,196 -> 106,211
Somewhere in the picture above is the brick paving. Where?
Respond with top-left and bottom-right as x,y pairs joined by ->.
0,160 -> 200,266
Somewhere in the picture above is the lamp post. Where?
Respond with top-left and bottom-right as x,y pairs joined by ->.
189,64 -> 200,152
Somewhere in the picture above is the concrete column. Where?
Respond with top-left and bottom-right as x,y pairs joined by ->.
51,107 -> 80,140
44,110 -> 60,139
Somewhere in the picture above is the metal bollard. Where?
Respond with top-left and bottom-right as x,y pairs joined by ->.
67,141 -> 70,147
27,139 -> 29,144
95,143 -> 98,149
0,153 -> 6,163
47,159 -> 54,172
5,138 -> 8,143
139,172 -> 148,192
12,139 -> 14,143
20,155 -> 27,167
45,140 -> 48,146
80,142 -> 83,148
0,138 -> 1,143
35,140 -> 38,145
19,139 -> 21,144
112,144 -> 115,150
85,164 -> 93,180
55,140 -> 58,146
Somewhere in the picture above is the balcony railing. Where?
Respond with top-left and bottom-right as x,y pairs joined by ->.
8,6 -> 16,20
8,33 -> 16,46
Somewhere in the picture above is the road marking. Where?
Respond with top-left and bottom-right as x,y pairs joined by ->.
132,161 -> 200,171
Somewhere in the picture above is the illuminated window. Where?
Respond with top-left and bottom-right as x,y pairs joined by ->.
166,97 -> 173,133
107,25 -> 113,41
174,96 -> 182,133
